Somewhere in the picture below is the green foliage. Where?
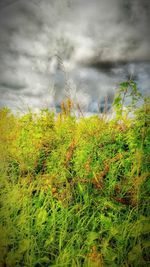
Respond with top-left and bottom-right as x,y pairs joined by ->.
0,82 -> 150,266
113,80 -> 143,119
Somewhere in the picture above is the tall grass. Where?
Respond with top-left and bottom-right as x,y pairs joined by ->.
0,81 -> 150,267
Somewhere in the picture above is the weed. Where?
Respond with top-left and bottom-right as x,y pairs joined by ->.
0,81 -> 149,266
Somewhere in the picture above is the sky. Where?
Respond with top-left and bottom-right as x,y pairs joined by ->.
0,0 -> 150,113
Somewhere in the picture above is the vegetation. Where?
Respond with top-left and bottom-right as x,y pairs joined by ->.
0,81 -> 150,267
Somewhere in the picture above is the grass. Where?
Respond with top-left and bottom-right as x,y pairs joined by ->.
0,81 -> 150,267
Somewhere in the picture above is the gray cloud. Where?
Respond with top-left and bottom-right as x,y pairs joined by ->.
0,0 -> 149,113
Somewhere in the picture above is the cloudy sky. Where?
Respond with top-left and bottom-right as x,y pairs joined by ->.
0,0 -> 150,113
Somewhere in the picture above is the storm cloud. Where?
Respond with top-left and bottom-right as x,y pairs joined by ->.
0,0 -> 149,113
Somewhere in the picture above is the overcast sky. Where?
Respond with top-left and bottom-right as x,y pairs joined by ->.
0,0 -> 149,113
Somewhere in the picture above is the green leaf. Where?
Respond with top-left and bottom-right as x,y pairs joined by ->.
142,240 -> 150,248
130,217 -> 150,237
18,239 -> 30,253
113,95 -> 122,106
104,247 -> 117,262
100,214 -> 112,229
87,231 -> 99,244
36,208 -> 48,226
78,182 -> 84,194
120,81 -> 129,88
128,244 -> 142,263
36,256 -> 50,264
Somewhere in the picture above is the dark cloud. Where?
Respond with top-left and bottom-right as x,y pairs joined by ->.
0,81 -> 25,90
0,0 -> 149,113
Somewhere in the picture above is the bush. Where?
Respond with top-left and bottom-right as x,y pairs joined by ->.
0,82 -> 150,267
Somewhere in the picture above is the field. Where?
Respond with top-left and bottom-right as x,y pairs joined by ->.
0,81 -> 150,267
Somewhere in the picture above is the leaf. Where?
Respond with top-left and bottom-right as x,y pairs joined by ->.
113,95 -> 122,106
142,240 -> 150,248
87,232 -> 99,244
44,236 -> 54,247
6,251 -> 19,267
104,247 -> 117,263
36,208 -> 48,226
36,256 -> 50,264
18,239 -> 30,253
131,217 -> 150,237
85,257 -> 104,267
142,222 -> 150,234
110,226 -> 119,237
78,182 -> 84,194
120,81 -> 129,88
100,214 -> 112,229
128,244 -> 142,263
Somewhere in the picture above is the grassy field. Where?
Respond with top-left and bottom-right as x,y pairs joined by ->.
0,81 -> 150,267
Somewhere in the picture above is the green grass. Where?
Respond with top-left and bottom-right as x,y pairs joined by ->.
0,81 -> 150,267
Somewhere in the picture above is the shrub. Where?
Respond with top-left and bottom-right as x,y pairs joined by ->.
0,81 -> 150,266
